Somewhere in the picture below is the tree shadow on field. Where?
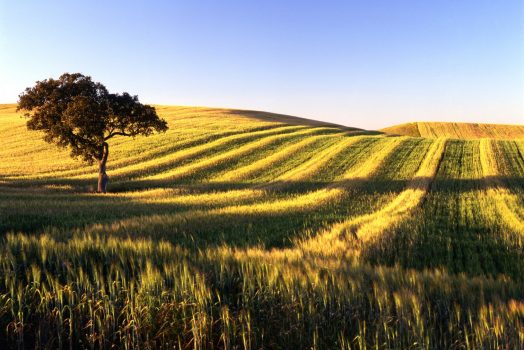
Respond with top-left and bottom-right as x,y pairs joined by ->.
1,177 -> 409,238
2,174 -> 523,194
0,127 -> 373,191
1,174 -> 523,250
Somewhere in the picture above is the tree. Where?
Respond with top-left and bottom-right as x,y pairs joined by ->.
17,73 -> 168,193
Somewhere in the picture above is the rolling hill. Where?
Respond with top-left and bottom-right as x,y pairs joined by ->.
381,121 -> 524,139
1,103 -> 523,349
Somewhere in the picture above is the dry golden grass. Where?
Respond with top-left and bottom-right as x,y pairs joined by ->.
382,121 -> 524,139
479,139 -> 524,238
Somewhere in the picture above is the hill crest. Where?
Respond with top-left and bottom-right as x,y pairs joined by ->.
381,121 -> 524,139
4,103 -> 523,140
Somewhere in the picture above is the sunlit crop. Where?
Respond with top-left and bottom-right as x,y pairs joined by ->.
0,104 -> 523,349
382,121 -> 524,139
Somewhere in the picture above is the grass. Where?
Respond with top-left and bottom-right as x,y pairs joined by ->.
381,121 -> 524,139
1,104 -> 524,349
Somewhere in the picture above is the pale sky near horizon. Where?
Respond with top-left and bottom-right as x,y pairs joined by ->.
1,1 -> 523,130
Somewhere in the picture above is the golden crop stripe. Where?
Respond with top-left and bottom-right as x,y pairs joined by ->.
311,138 -> 447,247
116,188 -> 268,206
22,129 -> 259,179
479,139 -> 524,236
113,134 -> 353,205
211,134 -> 340,182
4,135 -> 200,178
339,137 -> 408,180
68,125 -> 306,180
351,138 -> 446,242
479,139 -> 500,179
2,125 -> 302,180
143,128 -> 328,180
272,135 -> 370,183
210,188 -> 342,215
92,133 -> 353,202
108,138 -> 405,232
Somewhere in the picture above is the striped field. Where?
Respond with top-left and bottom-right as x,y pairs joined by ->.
381,121 -> 524,139
1,104 -> 523,349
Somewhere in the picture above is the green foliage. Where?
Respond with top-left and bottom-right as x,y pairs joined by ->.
17,73 -> 168,162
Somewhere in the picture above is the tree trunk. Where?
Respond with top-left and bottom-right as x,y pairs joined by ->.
97,142 -> 109,193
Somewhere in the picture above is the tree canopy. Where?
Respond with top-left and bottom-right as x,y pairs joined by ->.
17,73 -> 168,162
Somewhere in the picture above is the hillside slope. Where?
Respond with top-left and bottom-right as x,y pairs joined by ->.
382,121 -> 524,139
1,103 -> 523,348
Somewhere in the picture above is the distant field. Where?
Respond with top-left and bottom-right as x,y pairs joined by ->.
382,121 -> 524,139
1,104 -> 523,349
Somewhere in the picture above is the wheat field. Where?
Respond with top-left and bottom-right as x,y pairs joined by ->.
1,104 -> 523,349
381,121 -> 524,139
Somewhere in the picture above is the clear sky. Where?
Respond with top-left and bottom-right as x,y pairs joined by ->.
1,1 -> 523,129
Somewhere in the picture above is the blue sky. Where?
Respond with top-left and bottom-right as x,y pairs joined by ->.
1,1 -> 523,129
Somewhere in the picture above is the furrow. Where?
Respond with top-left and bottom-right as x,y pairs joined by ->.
113,134 -> 357,207
339,137 -> 408,180
276,136 -> 366,182
96,137 -> 406,236
72,125 -> 305,180
326,138 -> 447,244
211,134 -> 337,182
21,128 -> 267,178
99,134 -> 360,208
143,127 -> 320,181
251,136 -> 345,183
479,139 -> 524,237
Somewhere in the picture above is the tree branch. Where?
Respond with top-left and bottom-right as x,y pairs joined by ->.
104,131 -> 131,140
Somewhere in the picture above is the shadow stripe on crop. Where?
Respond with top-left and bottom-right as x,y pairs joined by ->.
78,138 -> 406,245
141,127 -> 335,181
479,139 -> 524,238
1,123 -> 290,179
300,138 -> 447,254
211,133 -> 349,182
348,138 -> 446,243
68,125 -> 309,182
178,128 -> 343,183
22,126 -> 282,178
101,134 -> 368,205
135,136 -> 386,200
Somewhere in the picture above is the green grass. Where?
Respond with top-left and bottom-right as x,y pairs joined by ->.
0,104 -> 523,349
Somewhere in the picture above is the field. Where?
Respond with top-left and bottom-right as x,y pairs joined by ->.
381,121 -> 524,139
1,103 -> 524,349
